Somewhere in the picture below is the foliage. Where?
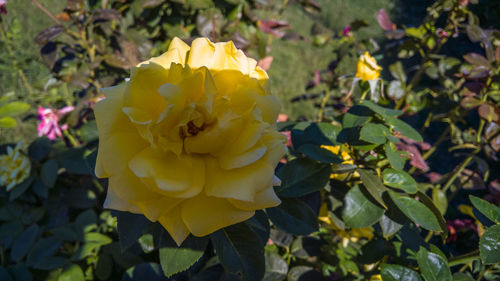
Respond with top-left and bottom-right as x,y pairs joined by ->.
0,0 -> 500,280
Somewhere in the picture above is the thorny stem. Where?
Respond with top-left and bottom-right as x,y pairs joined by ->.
441,149 -> 480,192
317,89 -> 331,121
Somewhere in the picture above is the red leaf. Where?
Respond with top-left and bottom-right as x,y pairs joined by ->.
376,9 -> 395,31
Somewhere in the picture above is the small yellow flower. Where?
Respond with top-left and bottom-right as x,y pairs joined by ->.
321,145 -> 354,181
94,37 -> 286,245
369,274 -> 383,281
0,142 -> 31,191
355,52 -> 382,81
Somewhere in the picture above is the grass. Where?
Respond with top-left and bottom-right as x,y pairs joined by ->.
266,0 -> 394,119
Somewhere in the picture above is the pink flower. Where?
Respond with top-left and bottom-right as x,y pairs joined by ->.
0,0 -> 7,15
342,25 -> 352,37
37,106 -> 74,140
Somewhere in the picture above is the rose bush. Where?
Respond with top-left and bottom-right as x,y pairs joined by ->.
95,37 -> 287,245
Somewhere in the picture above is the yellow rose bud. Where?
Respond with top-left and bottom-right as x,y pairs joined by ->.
0,142 -> 31,191
94,37 -> 287,245
355,52 -> 382,81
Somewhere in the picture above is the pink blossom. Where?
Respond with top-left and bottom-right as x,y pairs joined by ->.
37,106 -> 74,140
0,0 -> 7,15
342,25 -> 351,37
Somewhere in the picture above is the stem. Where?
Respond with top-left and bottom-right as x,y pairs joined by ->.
441,149 -> 479,192
317,89 -> 331,121
360,88 -> 368,100
31,0 -> 61,24
63,130 -> 79,147
448,250 -> 480,267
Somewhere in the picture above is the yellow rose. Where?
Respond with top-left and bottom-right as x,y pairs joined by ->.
0,142 -> 31,191
321,145 -> 354,181
94,37 -> 287,245
355,52 -> 382,81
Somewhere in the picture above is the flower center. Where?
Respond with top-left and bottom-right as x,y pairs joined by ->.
185,121 -> 205,137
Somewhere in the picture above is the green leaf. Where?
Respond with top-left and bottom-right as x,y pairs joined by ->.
96,254 -> 113,281
432,189 -> 447,215
0,102 -> 30,117
389,61 -> 407,83
342,185 -> 384,228
0,116 -> 17,128
0,266 -> 13,281
451,273 -> 475,281
11,224 -> 39,262
417,192 -> 448,235
9,177 -> 34,201
385,116 -> 423,142
159,236 -> 208,277
343,105 -> 373,128
360,123 -> 391,144
357,169 -> 387,208
380,215 -> 404,239
72,232 -> 112,261
303,122 -> 341,146
479,225 -> 500,264
360,100 -> 403,117
117,212 -> 151,251
416,247 -> 452,281
267,198 -> 318,235
40,159 -> 59,188
469,195 -> 500,224
385,142 -> 406,170
26,236 -> 62,268
28,137 -> 51,162
211,223 -> 265,281
298,144 -> 343,164
383,168 -> 418,194
381,264 -> 423,281
263,252 -> 288,281
276,158 -> 331,197
389,192 -> 441,232
58,264 -> 85,281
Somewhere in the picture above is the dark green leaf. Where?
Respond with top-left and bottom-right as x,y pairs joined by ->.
9,177 -> 34,201
416,192 -> 448,234
117,212 -> 151,251
380,215 -> 404,238
276,158 -> 331,197
451,273 -> 475,281
342,185 -> 384,228
381,264 -> 423,281
11,224 -> 39,262
28,137 -> 51,162
41,159 -> 59,188
263,252 -> 288,281
298,144 -> 343,164
267,198 -> 318,235
416,247 -> 452,281
383,168 -> 418,194
303,122 -> 341,146
26,236 -> 62,268
0,266 -> 13,281
96,254 -> 113,281
211,223 -> 265,281
360,123 -> 391,144
159,236 -> 208,277
357,169 -> 387,208
470,195 -> 500,224
342,105 -> 373,128
479,225 -> 500,264
33,180 -> 48,198
389,192 -> 441,232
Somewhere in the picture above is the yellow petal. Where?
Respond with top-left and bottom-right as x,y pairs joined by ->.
107,168 -> 158,203
158,207 -> 190,246
126,63 -> 169,118
129,148 -> 204,198
99,130 -> 148,176
204,156 -> 274,202
228,187 -> 281,211
137,37 -> 190,69
180,193 -> 254,236
168,37 -> 190,64
187,37 -> 216,69
136,196 -> 182,222
103,184 -> 141,214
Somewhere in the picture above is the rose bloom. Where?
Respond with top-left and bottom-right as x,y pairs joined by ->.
37,106 -> 74,140
94,37 -> 287,245
355,52 -> 382,81
0,142 -> 31,191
